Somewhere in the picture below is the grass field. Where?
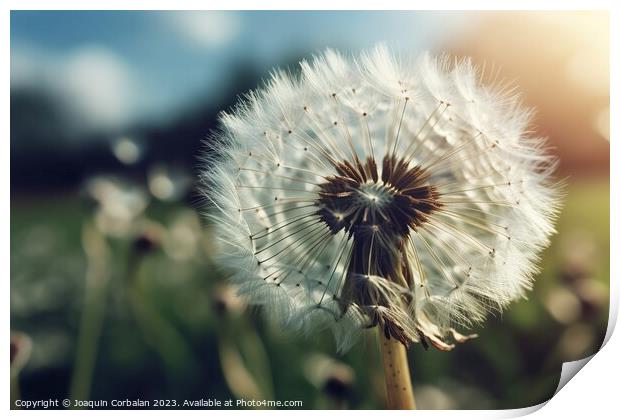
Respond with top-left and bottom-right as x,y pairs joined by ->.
10,178 -> 610,409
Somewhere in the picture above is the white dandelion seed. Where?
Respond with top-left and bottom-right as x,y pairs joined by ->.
200,46 -> 561,353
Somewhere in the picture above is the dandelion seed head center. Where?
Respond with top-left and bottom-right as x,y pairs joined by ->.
354,182 -> 394,209
317,154 -> 442,238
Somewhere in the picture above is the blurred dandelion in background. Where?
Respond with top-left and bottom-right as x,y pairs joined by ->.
86,177 -> 149,238
10,332 -> 32,408
202,45 -> 561,408
112,136 -> 143,165
148,164 -> 193,202
303,353 -> 355,409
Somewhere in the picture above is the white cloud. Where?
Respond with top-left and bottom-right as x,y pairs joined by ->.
11,44 -> 140,135
61,47 -> 135,131
169,11 -> 241,49
10,45 -> 41,89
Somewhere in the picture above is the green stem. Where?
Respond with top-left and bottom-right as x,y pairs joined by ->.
126,249 -> 195,389
69,223 -> 110,404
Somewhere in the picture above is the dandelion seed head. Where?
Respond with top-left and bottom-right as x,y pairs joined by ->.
201,45 -> 561,352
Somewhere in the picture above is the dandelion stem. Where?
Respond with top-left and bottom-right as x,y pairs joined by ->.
69,223 -> 110,404
126,238 -> 196,390
380,334 -> 416,409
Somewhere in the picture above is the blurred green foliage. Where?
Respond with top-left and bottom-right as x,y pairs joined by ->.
10,179 -> 609,409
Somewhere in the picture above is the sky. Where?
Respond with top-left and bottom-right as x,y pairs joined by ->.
11,11 -> 470,135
